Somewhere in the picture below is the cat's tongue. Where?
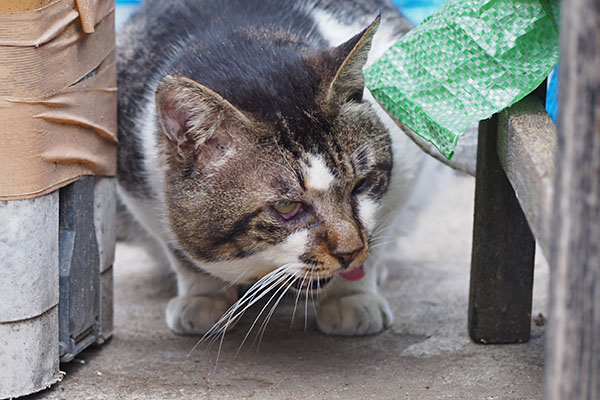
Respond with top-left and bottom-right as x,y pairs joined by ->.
339,264 -> 365,281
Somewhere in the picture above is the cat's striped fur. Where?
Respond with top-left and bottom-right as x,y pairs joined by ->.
117,0 -> 424,336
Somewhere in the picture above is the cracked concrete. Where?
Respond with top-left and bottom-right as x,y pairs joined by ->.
27,162 -> 549,400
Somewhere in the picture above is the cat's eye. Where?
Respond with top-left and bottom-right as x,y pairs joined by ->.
353,177 -> 368,194
272,202 -> 302,220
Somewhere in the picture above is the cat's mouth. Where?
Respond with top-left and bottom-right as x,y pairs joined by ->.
288,264 -> 365,291
290,275 -> 333,291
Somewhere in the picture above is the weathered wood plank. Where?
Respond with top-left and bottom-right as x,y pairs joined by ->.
544,0 -> 600,397
468,115 -> 536,344
496,96 -> 556,259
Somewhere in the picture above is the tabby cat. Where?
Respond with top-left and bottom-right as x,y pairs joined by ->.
117,0 -> 424,337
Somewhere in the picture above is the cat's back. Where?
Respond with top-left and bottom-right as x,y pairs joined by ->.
118,0 -> 318,93
117,0 -> 411,111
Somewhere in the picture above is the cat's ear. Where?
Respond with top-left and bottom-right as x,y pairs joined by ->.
326,16 -> 380,105
155,75 -> 250,164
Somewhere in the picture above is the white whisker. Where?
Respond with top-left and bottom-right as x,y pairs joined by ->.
236,273 -> 296,356
304,274 -> 310,331
255,274 -> 298,351
213,267 -> 292,364
289,270 -> 310,333
316,271 -> 322,302
369,241 -> 398,250
310,270 -> 318,316
190,265 -> 293,359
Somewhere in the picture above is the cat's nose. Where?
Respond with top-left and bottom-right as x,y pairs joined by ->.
333,247 -> 363,270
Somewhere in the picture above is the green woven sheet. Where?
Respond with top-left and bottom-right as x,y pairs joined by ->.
366,0 -> 560,159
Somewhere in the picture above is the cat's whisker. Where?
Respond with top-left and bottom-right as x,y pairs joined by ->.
197,265 -> 292,348
369,220 -> 405,243
210,265 -> 297,363
316,270 -> 322,303
369,235 -> 399,241
310,270 -> 318,316
289,270 -> 310,333
213,264 -> 297,341
254,274 -> 298,351
371,219 -> 401,238
216,265 -> 293,331
235,273 -> 297,356
304,273 -> 310,332
219,263 -> 256,292
254,273 -> 298,339
369,238 -> 400,247
369,241 -> 399,250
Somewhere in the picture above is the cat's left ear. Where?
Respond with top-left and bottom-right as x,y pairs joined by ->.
155,75 -> 251,166
326,16 -> 380,105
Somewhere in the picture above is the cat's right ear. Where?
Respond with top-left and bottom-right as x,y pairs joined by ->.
325,16 -> 380,105
155,75 -> 250,165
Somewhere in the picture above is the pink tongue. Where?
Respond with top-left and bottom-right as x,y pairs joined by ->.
339,264 -> 365,281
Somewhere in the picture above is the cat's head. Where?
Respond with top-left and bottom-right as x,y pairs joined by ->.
154,19 -> 392,289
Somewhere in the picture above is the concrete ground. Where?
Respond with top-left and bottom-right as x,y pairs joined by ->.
29,162 -> 549,400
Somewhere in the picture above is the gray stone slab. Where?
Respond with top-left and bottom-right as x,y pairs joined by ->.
97,265 -> 114,343
0,306 -> 61,399
0,192 -> 59,322
94,177 -> 117,273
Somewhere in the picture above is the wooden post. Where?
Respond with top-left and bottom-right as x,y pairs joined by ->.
544,0 -> 600,397
468,115 -> 536,344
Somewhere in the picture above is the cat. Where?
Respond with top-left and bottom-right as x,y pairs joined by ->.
116,0 -> 425,337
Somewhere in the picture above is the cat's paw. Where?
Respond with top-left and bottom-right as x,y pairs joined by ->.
166,295 -> 232,335
316,292 -> 393,336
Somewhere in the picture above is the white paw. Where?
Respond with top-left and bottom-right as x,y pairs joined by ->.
166,295 -> 232,335
316,292 -> 393,336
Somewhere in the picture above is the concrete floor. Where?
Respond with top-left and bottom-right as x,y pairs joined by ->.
29,162 -> 549,400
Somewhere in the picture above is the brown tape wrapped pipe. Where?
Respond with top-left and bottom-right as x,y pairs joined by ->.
0,0 -> 117,200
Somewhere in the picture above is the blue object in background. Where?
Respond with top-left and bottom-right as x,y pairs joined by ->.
546,65 -> 559,123
115,0 -> 142,30
391,0 -> 446,24
115,0 -> 559,123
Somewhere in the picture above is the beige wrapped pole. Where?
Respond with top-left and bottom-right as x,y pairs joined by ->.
0,0 -> 117,201
0,0 -> 116,397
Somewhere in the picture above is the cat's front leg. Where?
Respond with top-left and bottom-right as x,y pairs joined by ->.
164,250 -> 238,335
316,265 -> 392,336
